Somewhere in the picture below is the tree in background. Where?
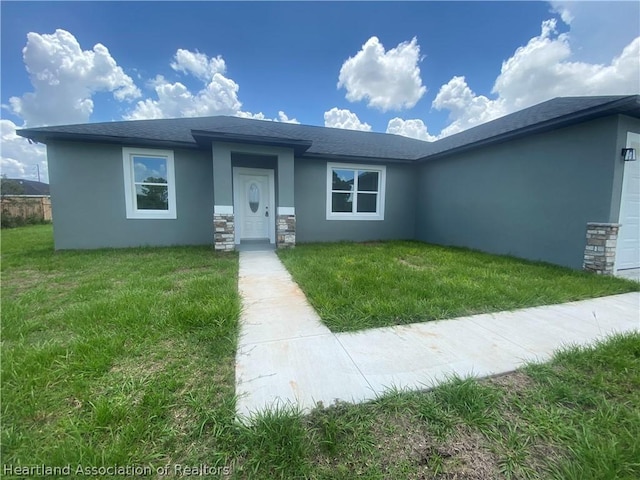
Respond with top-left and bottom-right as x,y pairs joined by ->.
136,177 -> 169,210
1,176 -> 26,196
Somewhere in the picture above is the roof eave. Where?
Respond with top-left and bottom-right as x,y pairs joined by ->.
301,152 -> 417,164
191,129 -> 312,155
16,130 -> 200,150
419,95 -> 640,162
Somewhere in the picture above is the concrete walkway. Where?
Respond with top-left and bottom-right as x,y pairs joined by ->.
235,251 -> 640,419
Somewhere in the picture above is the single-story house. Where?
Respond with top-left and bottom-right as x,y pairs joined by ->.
1,178 -> 52,222
18,95 -> 640,277
1,178 -> 50,196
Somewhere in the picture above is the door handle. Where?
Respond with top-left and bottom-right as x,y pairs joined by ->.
265,206 -> 269,217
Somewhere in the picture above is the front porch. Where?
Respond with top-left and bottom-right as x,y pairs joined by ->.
210,141 -> 301,251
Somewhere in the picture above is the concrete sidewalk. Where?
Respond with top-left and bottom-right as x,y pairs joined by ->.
235,251 -> 640,419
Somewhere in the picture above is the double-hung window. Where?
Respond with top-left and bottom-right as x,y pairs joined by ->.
123,147 -> 176,219
326,163 -> 386,220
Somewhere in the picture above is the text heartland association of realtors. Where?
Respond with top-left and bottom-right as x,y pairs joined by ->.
2,463 -> 233,477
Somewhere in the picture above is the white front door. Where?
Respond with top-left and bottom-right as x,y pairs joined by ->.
615,132 -> 640,271
233,168 -> 275,243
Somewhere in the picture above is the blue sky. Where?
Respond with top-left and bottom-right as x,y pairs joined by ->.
1,1 -> 639,182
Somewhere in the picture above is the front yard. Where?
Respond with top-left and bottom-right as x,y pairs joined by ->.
277,241 -> 639,332
1,225 -> 241,468
2,226 -> 639,478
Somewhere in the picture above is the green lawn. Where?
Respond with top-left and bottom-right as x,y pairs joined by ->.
3,226 -> 639,479
277,241 -> 639,332
1,225 -> 241,469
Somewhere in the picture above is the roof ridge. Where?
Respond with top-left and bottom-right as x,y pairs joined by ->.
17,95 -> 640,162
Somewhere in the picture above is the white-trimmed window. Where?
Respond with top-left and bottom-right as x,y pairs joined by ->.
123,147 -> 176,219
326,163 -> 386,220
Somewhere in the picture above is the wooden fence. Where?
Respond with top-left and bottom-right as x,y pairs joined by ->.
1,196 -> 52,222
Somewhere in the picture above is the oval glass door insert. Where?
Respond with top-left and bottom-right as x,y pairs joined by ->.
248,183 -> 260,213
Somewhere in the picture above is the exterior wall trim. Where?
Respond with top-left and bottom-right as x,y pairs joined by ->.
277,207 -> 295,215
214,205 -> 234,215
325,162 -> 387,221
213,141 -> 293,157
122,147 -> 177,220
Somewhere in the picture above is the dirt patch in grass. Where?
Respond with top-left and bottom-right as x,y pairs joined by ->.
66,396 -> 83,410
171,406 -> 193,436
108,354 -> 168,378
432,426 -> 501,480
173,265 -> 214,274
373,413 -> 432,469
370,413 -> 501,479
107,338 -> 221,387
525,443 -> 565,477
488,371 -> 536,392
397,257 -> 432,271
2,269 -> 76,297
100,340 -> 185,405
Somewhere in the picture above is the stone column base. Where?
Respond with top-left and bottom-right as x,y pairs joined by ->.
214,214 -> 235,251
277,214 -> 295,248
583,222 -> 619,275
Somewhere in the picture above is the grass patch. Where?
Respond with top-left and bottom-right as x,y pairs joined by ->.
1,225 -> 241,469
277,241 -> 638,332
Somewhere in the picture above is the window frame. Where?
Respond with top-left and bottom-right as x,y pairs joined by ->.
122,147 -> 177,219
326,162 -> 386,221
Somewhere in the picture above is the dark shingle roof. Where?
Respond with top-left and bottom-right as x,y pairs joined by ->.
17,95 -> 640,162
2,179 -> 50,196
18,115 -> 432,162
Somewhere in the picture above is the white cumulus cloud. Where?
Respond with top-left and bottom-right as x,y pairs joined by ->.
338,36 -> 426,112
550,1 -> 573,25
128,48 -> 299,122
433,19 -> 640,137
433,76 -> 507,138
170,48 -> 227,81
127,70 -> 242,120
8,29 -> 140,127
549,1 -> 640,64
323,108 -> 371,131
275,111 -> 299,124
0,120 -> 48,182
237,110 -> 300,124
386,118 -> 437,142
493,20 -> 639,108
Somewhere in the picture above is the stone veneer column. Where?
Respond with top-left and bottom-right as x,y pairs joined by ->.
276,214 -> 296,248
214,213 -> 235,251
583,222 -> 619,275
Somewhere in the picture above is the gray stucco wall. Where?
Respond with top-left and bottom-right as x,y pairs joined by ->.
295,158 -> 416,243
415,116 -> 623,269
212,143 -> 233,207
213,142 -> 295,210
277,152 -> 295,208
48,141 -> 213,249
